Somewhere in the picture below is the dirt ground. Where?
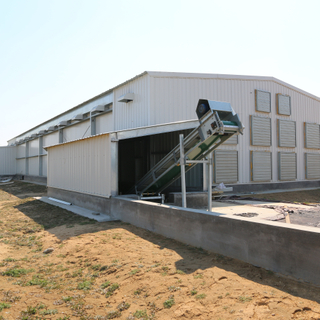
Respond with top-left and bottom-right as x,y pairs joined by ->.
0,182 -> 320,320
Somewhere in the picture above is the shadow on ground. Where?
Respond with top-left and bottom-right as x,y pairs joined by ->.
2,181 -> 320,305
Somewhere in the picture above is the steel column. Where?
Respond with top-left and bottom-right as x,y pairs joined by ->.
179,134 -> 187,208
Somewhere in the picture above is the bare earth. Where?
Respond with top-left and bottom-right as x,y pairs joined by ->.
0,182 -> 320,320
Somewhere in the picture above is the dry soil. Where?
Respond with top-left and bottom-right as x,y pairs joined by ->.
0,181 -> 320,320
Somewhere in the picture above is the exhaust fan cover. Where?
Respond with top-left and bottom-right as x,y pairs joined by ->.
117,92 -> 134,103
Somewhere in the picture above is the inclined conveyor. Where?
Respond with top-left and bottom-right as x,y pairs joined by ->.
133,99 -> 244,197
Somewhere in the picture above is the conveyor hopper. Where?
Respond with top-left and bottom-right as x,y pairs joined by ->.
133,99 -> 244,196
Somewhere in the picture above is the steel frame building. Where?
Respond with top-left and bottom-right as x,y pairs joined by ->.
1,71 -> 320,200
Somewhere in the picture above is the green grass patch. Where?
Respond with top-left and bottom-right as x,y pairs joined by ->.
105,283 -> 119,297
195,293 -> 206,300
0,303 -> 11,311
2,267 -> 34,277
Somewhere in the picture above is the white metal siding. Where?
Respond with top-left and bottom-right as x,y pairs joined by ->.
305,123 -> 320,149
255,90 -> 271,113
278,152 -> 296,181
29,157 -> 39,176
96,112 -> 113,134
114,74 -> 150,131
214,150 -> 238,183
43,132 -> 59,151
29,139 -> 39,157
305,153 -> 320,179
62,121 -> 90,142
251,151 -> 272,181
278,120 -> 296,147
251,116 -> 271,146
277,94 -> 291,115
148,73 -> 320,184
42,155 -> 48,177
17,159 -> 25,175
47,134 -> 111,197
17,144 -> 26,158
0,147 -> 16,175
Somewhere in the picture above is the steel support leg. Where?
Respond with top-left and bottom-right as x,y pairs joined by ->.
179,134 -> 187,208
208,152 -> 213,211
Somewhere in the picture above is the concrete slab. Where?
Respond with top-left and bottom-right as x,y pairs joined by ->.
35,196 -> 117,222
209,199 -> 319,224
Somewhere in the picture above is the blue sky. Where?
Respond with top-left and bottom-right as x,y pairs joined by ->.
1,0 -> 320,145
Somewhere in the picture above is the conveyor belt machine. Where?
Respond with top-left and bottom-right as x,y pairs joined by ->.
133,99 -> 244,206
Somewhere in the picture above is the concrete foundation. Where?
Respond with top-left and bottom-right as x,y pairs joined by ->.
15,175 -> 47,185
229,180 -> 320,194
48,186 -> 320,286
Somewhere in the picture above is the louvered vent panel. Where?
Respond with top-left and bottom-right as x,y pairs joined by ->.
214,150 -> 238,183
278,152 -> 296,181
251,116 -> 271,146
278,120 -> 296,147
251,151 -> 272,181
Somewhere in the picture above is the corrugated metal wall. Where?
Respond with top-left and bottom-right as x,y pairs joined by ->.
17,159 -> 25,175
47,134 -> 111,197
149,73 -> 320,184
113,74 -> 150,131
96,112 -> 113,134
29,139 -> 39,157
278,120 -> 296,147
278,152 -> 296,181
42,155 -> 47,176
29,158 -> 39,176
305,153 -> 320,179
0,147 -> 16,175
63,121 -> 91,142
5,72 -> 320,189
43,131 -> 59,150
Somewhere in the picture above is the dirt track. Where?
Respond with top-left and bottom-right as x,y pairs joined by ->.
0,182 -> 320,320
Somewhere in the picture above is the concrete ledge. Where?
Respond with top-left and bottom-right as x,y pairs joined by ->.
168,192 -> 208,208
48,187 -> 112,216
229,180 -> 320,194
47,187 -> 320,286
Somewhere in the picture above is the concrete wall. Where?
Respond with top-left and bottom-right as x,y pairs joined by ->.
48,186 -> 320,286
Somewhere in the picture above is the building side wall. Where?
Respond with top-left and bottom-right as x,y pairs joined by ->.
96,112 -> 113,134
29,157 -> 39,176
0,147 -> 16,175
62,120 -> 91,143
113,73 -> 150,131
47,134 -> 111,197
149,76 -> 320,184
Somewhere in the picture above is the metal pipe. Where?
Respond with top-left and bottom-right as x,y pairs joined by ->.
179,134 -> 187,208
208,152 -> 213,211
